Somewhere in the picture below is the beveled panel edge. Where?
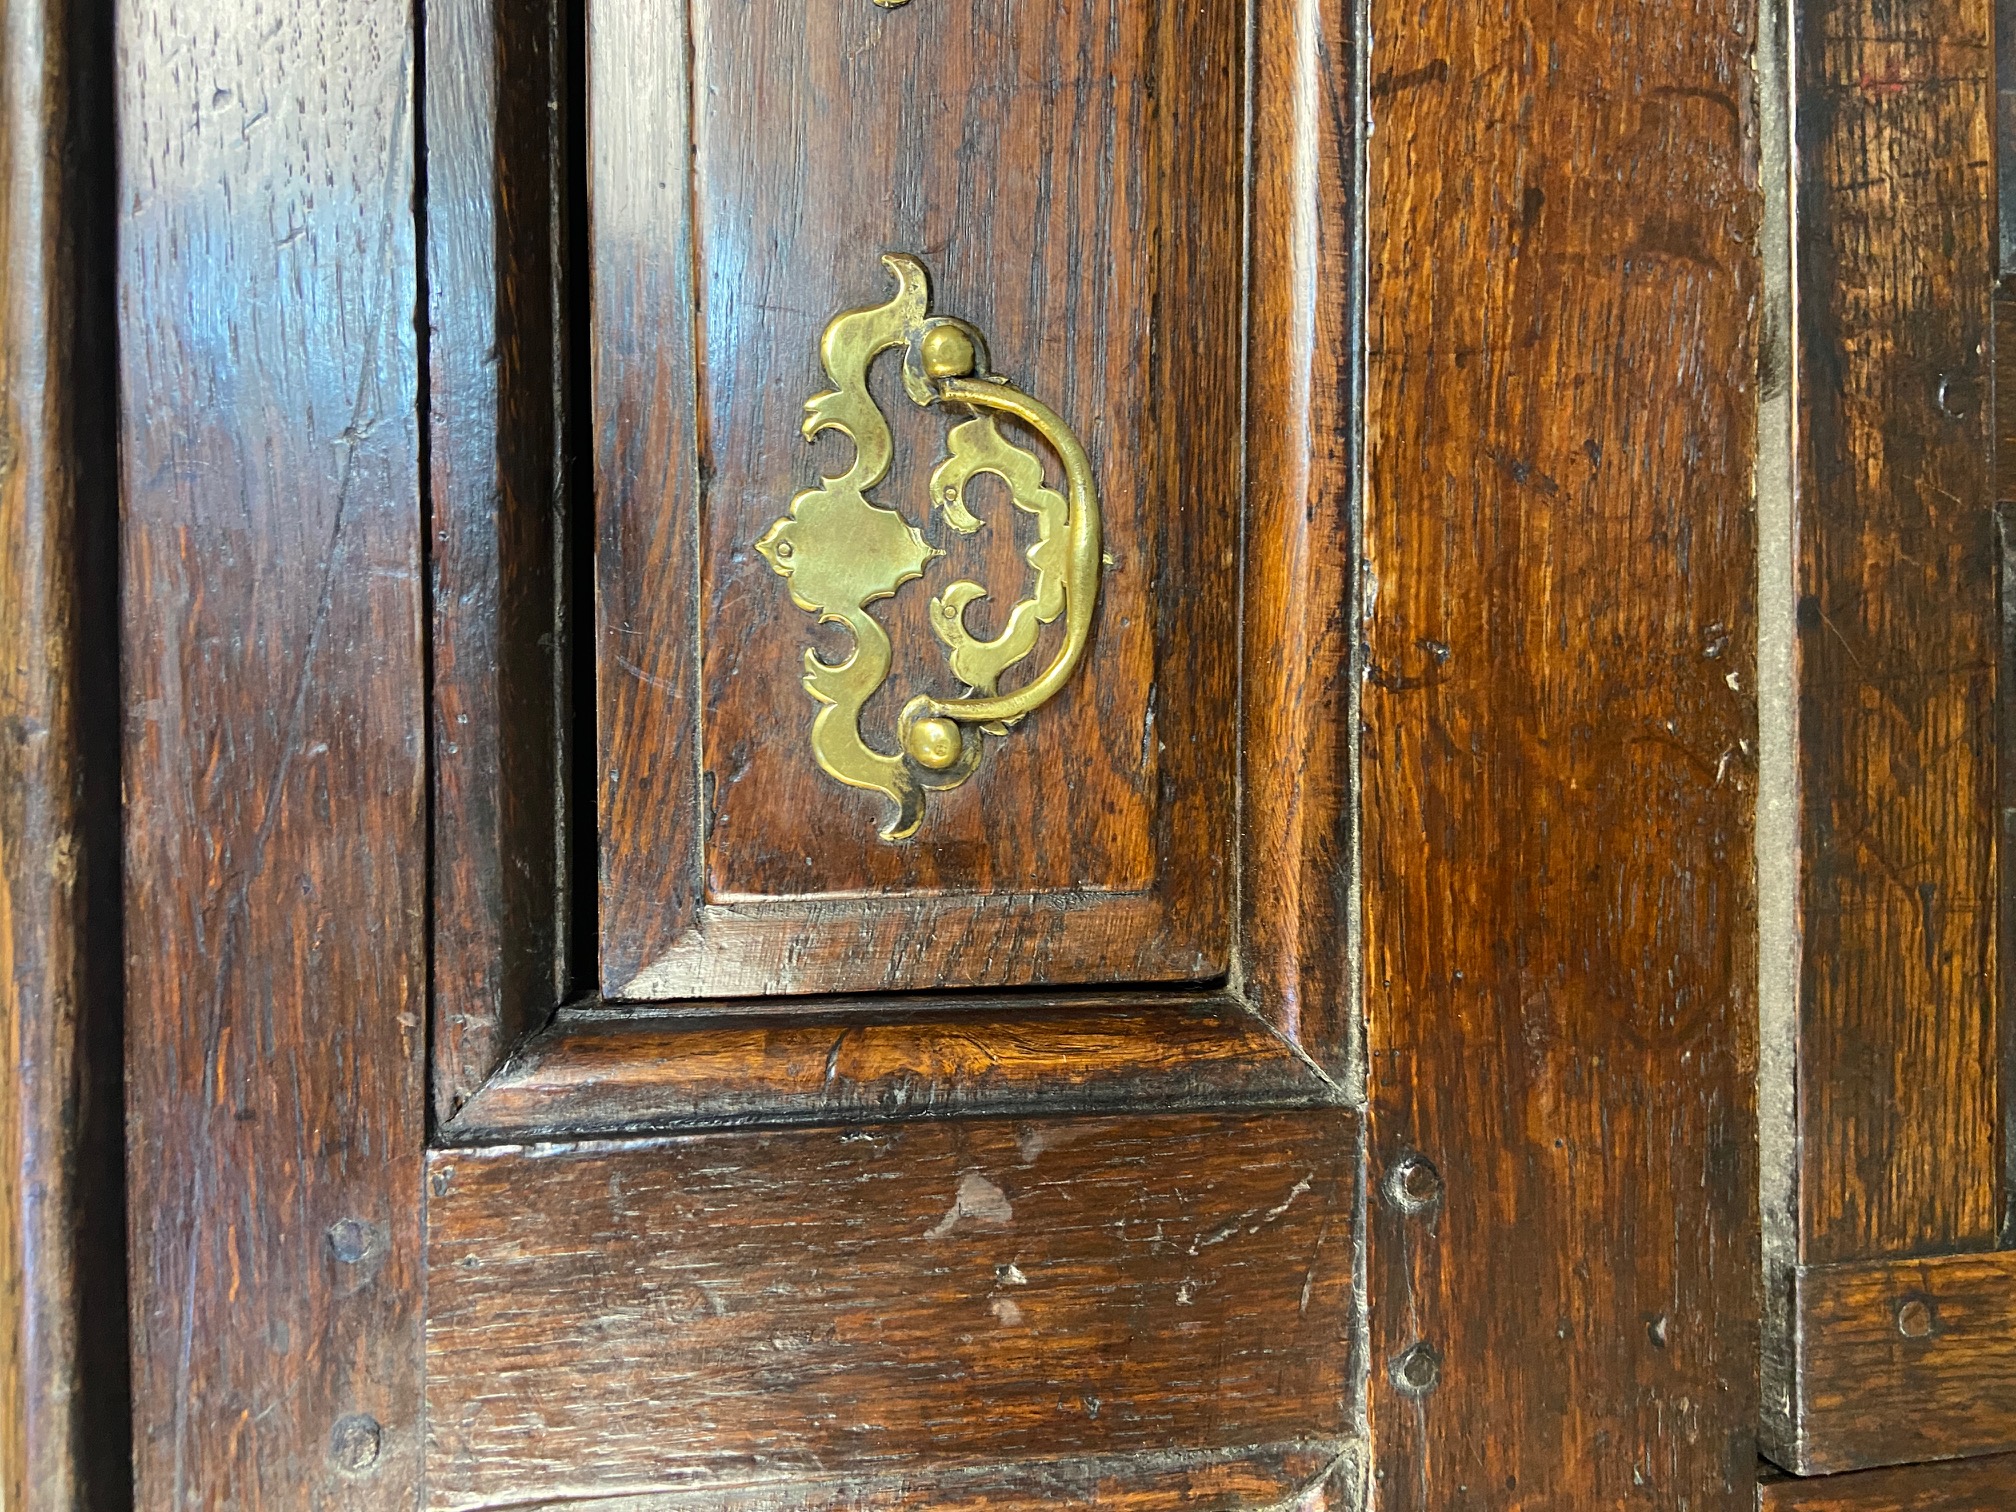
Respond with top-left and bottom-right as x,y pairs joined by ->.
440,992 -> 1351,1144
617,891 -> 1223,1002
1764,1249 -> 2016,1475
426,1440 -> 1364,1512
1239,0 -> 1363,1089
425,0 -> 572,1126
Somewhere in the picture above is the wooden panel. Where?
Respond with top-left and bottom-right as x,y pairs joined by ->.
0,0 -> 127,1499
1759,1454 -> 2016,1511
442,998 -> 1339,1141
1794,0 -> 2001,1264
1771,1251 -> 2016,1475
1359,0 -> 1762,1502
595,0 -> 1240,999
1767,0 -> 2007,1476
119,0 -> 428,1502
426,0 -> 568,1118
426,1113 -> 1358,1507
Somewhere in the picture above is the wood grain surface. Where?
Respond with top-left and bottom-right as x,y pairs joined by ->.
1242,0 -> 1361,1079
1773,1251 -> 2016,1474
0,0 -> 128,1500
595,0 -> 1240,999
1359,0 -> 1763,1502
1758,1454 -> 2016,1511
1793,0 -> 2001,1265
413,1443 -> 1360,1512
118,0 -> 428,1503
443,997 -> 1340,1141
2003,280 -> 2016,1250
1762,0 -> 2008,1476
426,1113 -> 1359,1507
1766,0 -> 2016,1483
425,0 -> 568,1120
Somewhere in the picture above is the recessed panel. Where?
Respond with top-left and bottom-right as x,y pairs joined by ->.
594,0 -> 1242,997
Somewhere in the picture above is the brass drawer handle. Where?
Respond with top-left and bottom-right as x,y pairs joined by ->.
755,253 -> 1103,840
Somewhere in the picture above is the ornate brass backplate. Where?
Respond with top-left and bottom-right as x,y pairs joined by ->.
754,253 -> 1102,841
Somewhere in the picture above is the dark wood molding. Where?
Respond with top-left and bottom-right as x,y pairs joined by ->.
425,1113 -> 1361,1506
1359,0 -> 1763,1500
0,0 -> 128,1502
1765,1252 -> 2016,1476
425,0 -> 571,1123
1760,1453 -> 2016,1511
441,995 -> 1346,1143
118,0 -> 430,1499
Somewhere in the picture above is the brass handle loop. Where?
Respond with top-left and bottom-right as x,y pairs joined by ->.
897,365 -> 1102,772
754,253 -> 1104,840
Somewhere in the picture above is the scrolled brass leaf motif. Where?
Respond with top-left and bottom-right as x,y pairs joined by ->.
754,252 -> 1103,841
